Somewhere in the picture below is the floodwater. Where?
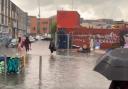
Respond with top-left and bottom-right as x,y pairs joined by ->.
0,41 -> 110,89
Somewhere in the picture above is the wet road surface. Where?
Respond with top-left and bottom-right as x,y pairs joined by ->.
0,41 -> 110,89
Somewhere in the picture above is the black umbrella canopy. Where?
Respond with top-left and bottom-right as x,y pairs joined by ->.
94,48 -> 128,81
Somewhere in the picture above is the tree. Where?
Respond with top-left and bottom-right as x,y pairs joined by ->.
50,22 -> 57,39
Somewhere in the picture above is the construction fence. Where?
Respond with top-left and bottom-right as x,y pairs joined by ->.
55,31 -> 121,50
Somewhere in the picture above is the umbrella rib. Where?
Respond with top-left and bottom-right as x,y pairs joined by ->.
102,61 -> 128,68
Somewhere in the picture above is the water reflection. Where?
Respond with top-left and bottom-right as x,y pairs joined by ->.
0,70 -> 25,89
0,47 -> 17,57
0,41 -> 109,89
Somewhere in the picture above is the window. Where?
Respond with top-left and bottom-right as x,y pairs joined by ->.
0,3 -> 1,14
0,15 -> 1,24
4,16 -> 7,25
0,26 -> 1,33
1,15 -> 4,24
8,0 -> 10,17
43,27 -> 47,30
33,27 -> 36,30
1,0 -> 4,11
5,0 -> 7,16
5,0 -> 7,8
42,22 -> 48,24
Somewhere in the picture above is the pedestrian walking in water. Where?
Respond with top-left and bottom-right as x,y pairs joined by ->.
109,81 -> 128,89
49,39 -> 56,54
17,37 -> 24,56
123,34 -> 128,48
17,36 -> 27,55
119,30 -> 128,48
90,36 -> 95,51
24,37 -> 31,52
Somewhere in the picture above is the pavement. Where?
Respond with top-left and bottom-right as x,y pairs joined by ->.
94,49 -> 106,54
0,41 -> 110,89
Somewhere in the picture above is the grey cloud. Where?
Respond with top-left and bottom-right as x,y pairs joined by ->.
74,0 -> 126,20
11,0 -> 128,21
94,6 -> 122,19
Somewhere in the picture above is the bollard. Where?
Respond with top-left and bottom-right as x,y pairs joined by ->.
3,55 -> 7,82
67,34 -> 70,50
67,34 -> 70,56
39,56 -> 42,80
4,55 -> 7,75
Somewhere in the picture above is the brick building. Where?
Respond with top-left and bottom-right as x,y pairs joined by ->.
39,18 -> 50,35
28,16 -> 50,35
57,10 -> 81,49
28,16 -> 37,35
57,10 -> 80,32
56,10 -> 127,49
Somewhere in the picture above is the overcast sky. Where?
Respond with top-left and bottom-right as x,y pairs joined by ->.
11,0 -> 128,21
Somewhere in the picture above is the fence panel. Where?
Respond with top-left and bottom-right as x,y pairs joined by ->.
55,31 -> 121,49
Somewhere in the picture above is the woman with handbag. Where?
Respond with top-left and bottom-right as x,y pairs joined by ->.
17,37 -> 26,56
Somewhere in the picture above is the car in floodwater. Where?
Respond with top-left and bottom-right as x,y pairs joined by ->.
29,36 -> 36,43
8,38 -> 18,48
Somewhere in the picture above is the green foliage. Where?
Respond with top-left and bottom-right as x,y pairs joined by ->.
50,22 -> 57,39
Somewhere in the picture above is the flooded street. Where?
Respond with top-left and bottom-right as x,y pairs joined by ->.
0,41 -> 110,89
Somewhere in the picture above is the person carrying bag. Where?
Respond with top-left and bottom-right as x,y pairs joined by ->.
49,39 -> 56,54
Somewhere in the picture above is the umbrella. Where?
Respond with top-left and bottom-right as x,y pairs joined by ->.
94,48 -> 128,81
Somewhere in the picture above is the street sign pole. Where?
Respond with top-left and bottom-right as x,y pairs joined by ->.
38,0 -> 40,35
72,0 -> 74,10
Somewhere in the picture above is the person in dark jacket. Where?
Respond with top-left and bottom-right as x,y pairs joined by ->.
24,37 -> 31,52
119,30 -> 128,48
109,80 -> 128,89
49,39 -> 56,54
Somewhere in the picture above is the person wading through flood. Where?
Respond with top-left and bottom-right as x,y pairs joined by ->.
17,37 -> 25,56
17,37 -> 22,54
49,39 -> 56,54
24,36 -> 31,52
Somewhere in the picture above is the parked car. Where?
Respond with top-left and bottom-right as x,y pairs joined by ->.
5,38 -> 12,48
29,36 -> 36,42
43,37 -> 51,41
8,38 -> 18,48
40,36 -> 45,40
35,35 -> 41,40
41,34 -> 51,41
42,36 -> 51,41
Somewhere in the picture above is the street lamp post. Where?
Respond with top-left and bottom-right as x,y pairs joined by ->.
72,0 -> 74,10
37,0 -> 41,35
37,0 -> 42,82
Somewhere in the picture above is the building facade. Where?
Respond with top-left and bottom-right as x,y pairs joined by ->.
80,19 -> 128,30
112,21 -> 128,29
56,10 -> 123,49
81,19 -> 114,29
57,10 -> 80,30
0,0 -> 28,39
28,16 -> 37,35
39,18 -> 50,35
17,7 -> 28,37
28,16 -> 50,35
